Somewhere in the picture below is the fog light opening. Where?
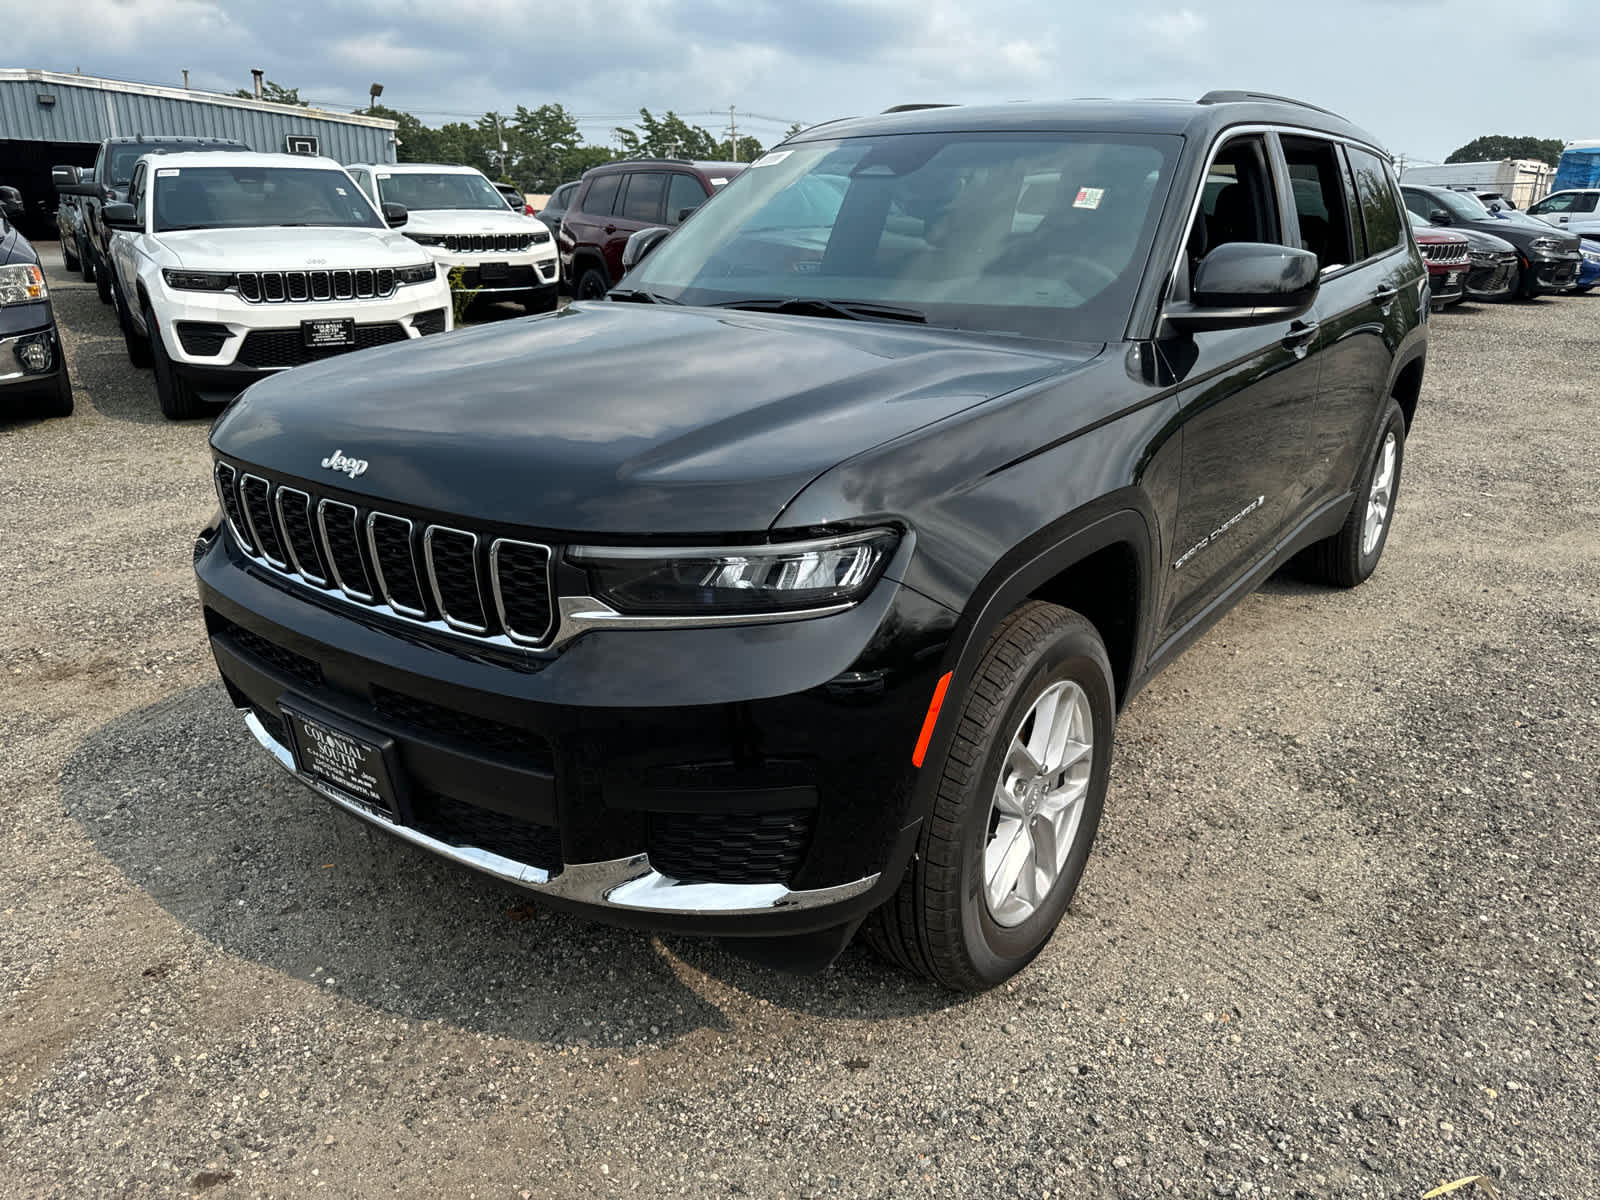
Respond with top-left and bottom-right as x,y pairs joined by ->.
17,338 -> 52,374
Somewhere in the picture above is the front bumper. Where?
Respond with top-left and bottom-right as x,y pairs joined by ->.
1425,264 -> 1466,306
0,305 -> 68,399
424,248 -> 560,296
1466,255 -> 1518,299
1528,253 -> 1582,292
195,526 -> 951,936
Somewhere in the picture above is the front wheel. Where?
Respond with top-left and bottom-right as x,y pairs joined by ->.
865,601 -> 1115,991
62,237 -> 80,272
146,304 -> 202,420
94,250 -> 112,303
1299,399 -> 1406,588
114,278 -> 152,368
77,237 -> 94,282
574,265 -> 610,301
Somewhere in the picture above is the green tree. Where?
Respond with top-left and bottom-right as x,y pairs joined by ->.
510,103 -> 584,190
613,108 -> 720,159
232,80 -> 306,106
783,121 -> 807,141
715,134 -> 764,162
1444,135 -> 1565,166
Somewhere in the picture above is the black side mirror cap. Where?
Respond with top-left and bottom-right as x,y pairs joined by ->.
677,205 -> 700,223
51,165 -> 81,189
621,226 -> 671,272
381,201 -> 408,228
1429,209 -> 1452,225
102,201 -> 141,231
1163,242 -> 1319,333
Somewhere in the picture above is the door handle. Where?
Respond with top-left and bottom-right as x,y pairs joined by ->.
1282,319 -> 1319,347
1373,286 -> 1398,307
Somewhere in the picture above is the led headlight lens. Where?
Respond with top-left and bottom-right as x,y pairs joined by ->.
531,228 -> 551,244
0,263 -> 47,305
163,269 -> 234,291
404,232 -> 443,247
1530,237 -> 1562,253
569,529 -> 899,616
396,262 -> 439,284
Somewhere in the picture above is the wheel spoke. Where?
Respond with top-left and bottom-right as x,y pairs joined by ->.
993,777 -> 1027,818
1025,686 -> 1061,766
1005,737 -> 1043,784
985,819 -> 1033,910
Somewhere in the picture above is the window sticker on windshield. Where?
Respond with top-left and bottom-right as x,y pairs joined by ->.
1074,187 -> 1105,210
711,178 -> 729,186
377,173 -> 391,179
335,186 -> 348,195
751,150 -> 792,168
157,168 -> 180,177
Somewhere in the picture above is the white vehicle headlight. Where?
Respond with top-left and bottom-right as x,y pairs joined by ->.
0,263 -> 47,306
396,262 -> 440,285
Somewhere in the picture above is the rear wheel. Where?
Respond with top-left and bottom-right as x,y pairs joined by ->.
94,250 -> 112,303
865,601 -> 1115,991
146,303 -> 202,420
114,279 -> 152,368
575,264 -> 609,301
1299,400 -> 1406,588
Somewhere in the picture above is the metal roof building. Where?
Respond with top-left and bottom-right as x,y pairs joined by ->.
2,69 -> 397,233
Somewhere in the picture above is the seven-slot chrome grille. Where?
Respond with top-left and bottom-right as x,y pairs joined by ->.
235,269 -> 398,303
1420,241 -> 1469,265
215,461 -> 555,647
442,233 -> 539,254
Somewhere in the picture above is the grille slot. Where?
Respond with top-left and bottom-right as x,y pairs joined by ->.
212,466 -> 556,649
491,539 -> 555,644
371,686 -> 554,767
442,232 -> 537,254
425,528 -> 488,633
318,500 -> 374,601
274,487 -> 327,584
239,474 -> 288,569
233,268 -> 400,304
234,323 -> 407,369
212,615 -> 323,689
411,791 -> 562,873
647,810 -> 814,885
367,514 -> 428,618
214,462 -> 253,552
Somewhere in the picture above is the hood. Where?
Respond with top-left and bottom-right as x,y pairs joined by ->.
1459,227 -> 1517,254
0,225 -> 33,266
155,225 -> 429,269
398,208 -> 540,235
1451,215 -> 1579,251
1411,226 -> 1467,245
212,303 -> 1094,534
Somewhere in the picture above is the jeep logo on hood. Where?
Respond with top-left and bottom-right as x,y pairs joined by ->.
320,449 -> 368,478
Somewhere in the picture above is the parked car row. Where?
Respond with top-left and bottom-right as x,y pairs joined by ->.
1402,183 -> 1588,299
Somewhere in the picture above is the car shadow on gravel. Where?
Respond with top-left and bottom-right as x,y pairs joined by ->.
62,682 -> 953,1044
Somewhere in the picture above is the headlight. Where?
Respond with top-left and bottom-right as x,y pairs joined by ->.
568,529 -> 900,616
1469,252 -> 1497,265
1530,238 -> 1562,253
163,269 -> 234,292
396,262 -> 439,285
531,228 -> 551,245
404,232 -> 443,247
1582,244 -> 1600,263
0,263 -> 47,306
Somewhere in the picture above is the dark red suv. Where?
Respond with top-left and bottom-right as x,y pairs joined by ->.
558,159 -> 745,298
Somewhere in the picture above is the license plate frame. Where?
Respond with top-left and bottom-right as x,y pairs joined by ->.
301,317 -> 355,349
280,699 -> 406,818
477,260 -> 510,282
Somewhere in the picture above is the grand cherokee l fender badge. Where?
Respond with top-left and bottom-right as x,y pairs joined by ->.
321,449 -> 369,479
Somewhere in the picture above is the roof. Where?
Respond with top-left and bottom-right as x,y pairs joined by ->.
349,162 -> 488,174
789,95 -> 1385,153
585,158 -> 746,175
132,151 -> 348,169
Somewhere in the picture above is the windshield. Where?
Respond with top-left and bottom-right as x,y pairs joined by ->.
377,171 -> 507,211
111,143 -> 235,187
1433,190 -> 1491,221
627,131 -> 1181,341
151,166 -> 383,232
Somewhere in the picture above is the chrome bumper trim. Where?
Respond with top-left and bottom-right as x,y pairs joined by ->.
243,710 -> 878,916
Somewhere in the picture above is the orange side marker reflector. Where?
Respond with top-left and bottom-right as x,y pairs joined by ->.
911,671 -> 954,768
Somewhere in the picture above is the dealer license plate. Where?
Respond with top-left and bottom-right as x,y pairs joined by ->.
478,261 -> 510,282
281,703 -> 400,815
1446,271 -> 1462,286
301,318 -> 355,348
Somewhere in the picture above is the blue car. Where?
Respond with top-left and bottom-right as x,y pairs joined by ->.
0,193 -> 73,418
1576,235 -> 1600,293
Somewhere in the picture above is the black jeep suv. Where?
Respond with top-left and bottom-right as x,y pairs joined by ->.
196,93 -> 1427,990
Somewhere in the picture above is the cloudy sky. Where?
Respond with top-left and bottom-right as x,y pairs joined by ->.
16,0 -> 1596,160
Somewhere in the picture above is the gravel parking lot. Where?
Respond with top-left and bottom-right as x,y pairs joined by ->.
2,248 -> 1596,1199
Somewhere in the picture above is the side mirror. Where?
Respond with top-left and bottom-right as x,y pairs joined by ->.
381,201 -> 408,228
1429,209 -> 1452,225
1163,242 -> 1319,333
52,165 -> 81,189
102,201 -> 142,232
621,225 -> 671,272
677,205 -> 700,224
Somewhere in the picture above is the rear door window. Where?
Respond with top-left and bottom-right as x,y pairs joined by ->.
666,173 -> 707,225
1345,146 -> 1405,256
582,173 -> 621,217
620,172 -> 667,223
1574,192 -> 1599,214
1279,137 -> 1358,272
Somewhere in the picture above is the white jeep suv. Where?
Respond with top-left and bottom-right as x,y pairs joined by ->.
345,163 -> 559,313
103,152 -> 452,419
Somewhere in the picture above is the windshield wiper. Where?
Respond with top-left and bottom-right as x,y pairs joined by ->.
608,288 -> 680,305
712,297 -> 927,324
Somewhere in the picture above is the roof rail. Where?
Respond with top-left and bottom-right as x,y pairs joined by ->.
882,103 -> 957,113
1196,90 -> 1348,121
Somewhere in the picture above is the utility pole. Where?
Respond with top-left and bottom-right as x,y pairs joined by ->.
729,105 -> 738,162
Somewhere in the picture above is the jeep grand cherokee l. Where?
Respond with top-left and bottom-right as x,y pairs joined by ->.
196,93 -> 1427,990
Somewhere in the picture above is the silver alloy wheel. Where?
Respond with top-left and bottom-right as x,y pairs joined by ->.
983,679 -> 1094,927
1361,431 -> 1398,556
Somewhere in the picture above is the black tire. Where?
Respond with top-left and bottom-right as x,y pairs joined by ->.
77,236 -> 94,282
62,236 -> 80,272
146,303 -> 202,420
35,372 -> 75,419
115,279 -> 152,368
1299,399 -> 1406,588
522,288 -> 559,315
1572,285 -> 1594,294
1516,262 -> 1540,300
864,601 -> 1116,991
575,264 -> 610,301
94,249 -> 112,303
